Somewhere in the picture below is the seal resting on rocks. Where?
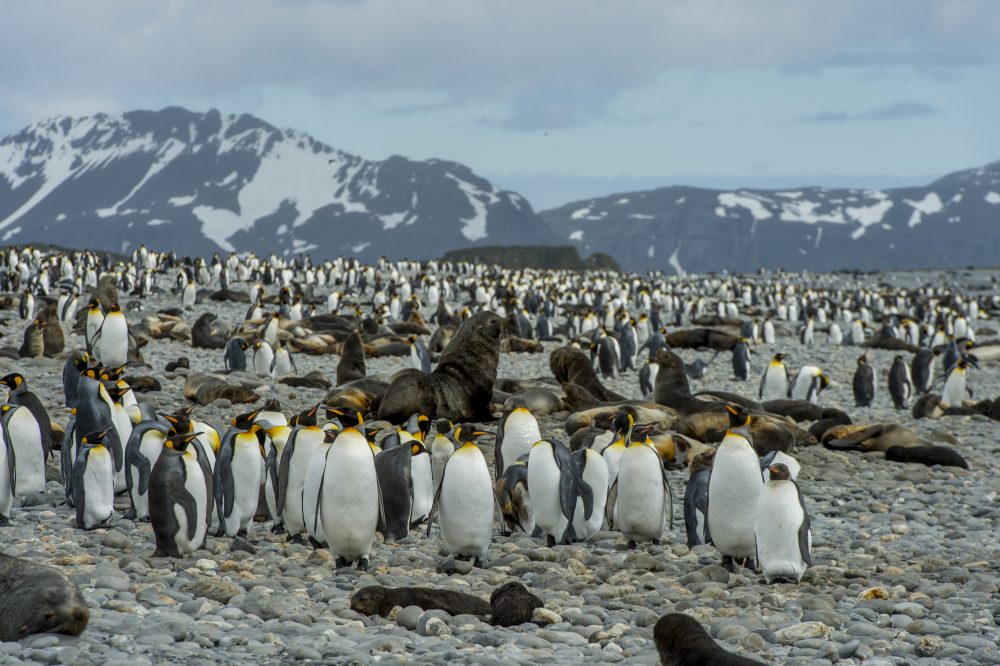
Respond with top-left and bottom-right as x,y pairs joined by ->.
350,585 -> 491,618
654,612 -> 764,665
379,312 -> 505,423
489,581 -> 544,627
191,312 -> 228,349
183,373 -> 261,405
0,552 -> 89,640
550,346 -> 624,402
822,423 -> 968,468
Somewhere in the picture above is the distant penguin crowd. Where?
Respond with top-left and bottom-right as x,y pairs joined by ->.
1,242 -> 997,643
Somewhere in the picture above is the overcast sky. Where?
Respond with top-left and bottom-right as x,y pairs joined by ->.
2,0 -> 999,208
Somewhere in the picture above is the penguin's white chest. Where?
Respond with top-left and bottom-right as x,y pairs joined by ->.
707,439 -> 763,559
0,437 -> 13,517
573,450 -> 608,541
527,444 -> 569,539
754,481 -> 809,583
99,316 -> 129,367
614,445 -> 666,541
321,439 -> 380,562
81,449 -> 115,528
175,456 -> 209,553
439,447 -> 493,558
941,371 -> 966,407
602,443 -> 626,490
301,442 -> 332,544
500,416 -> 540,473
226,440 -> 265,529
761,366 -> 787,401
132,431 -> 166,518
5,407 -> 45,495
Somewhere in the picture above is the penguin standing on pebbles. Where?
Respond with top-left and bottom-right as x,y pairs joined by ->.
320,427 -> 382,571
888,355 -> 913,409
571,447 -> 608,542
495,407 -> 541,476
149,433 -> 214,558
731,338 -> 751,381
789,365 -> 829,404
758,353 -> 789,401
607,432 -> 673,548
214,411 -> 266,538
852,353 -> 876,407
72,430 -> 115,530
1,373 -> 51,461
527,438 -> 580,546
223,338 -> 249,371
430,424 -> 494,567
96,304 -> 129,368
705,404 -> 763,571
754,463 -> 811,584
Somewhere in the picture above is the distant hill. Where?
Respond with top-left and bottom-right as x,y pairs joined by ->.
0,107 -> 558,261
540,162 -> 1000,273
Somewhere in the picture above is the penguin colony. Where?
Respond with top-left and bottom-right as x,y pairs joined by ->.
0,243 -> 997,657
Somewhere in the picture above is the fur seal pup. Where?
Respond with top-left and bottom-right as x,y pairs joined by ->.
379,312 -> 505,423
336,332 -> 367,386
191,313 -> 228,349
350,585 -> 491,618
0,552 -> 89,641
501,388 -> 564,416
664,328 -> 739,351
654,613 -> 764,665
489,582 -> 544,627
550,346 -> 625,402
183,374 -> 261,406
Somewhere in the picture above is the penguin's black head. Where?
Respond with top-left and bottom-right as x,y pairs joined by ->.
774,353 -> 787,362
294,403 -> 320,427
262,398 -> 281,412
610,410 -> 634,440
81,429 -> 111,446
164,411 -> 191,435
327,405 -> 363,428
165,432 -> 200,452
0,373 -> 23,389
413,414 -> 431,441
73,351 -> 90,371
857,353 -> 868,365
767,463 -> 791,481
818,372 -> 831,390
231,408 -> 263,431
434,419 -> 453,437
455,423 -> 487,445
723,402 -> 751,429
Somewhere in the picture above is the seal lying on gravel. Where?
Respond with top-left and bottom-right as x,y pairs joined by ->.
0,552 -> 89,641
379,312 -> 505,423
183,373 -> 261,405
350,585 -> 491,618
822,424 -> 969,468
654,613 -> 764,665
489,581 -> 544,627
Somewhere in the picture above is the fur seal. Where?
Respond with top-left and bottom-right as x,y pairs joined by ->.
653,350 -> 763,416
676,410 -> 813,455
564,403 -> 679,436
278,371 -> 332,390
350,585 -> 491,618
336,332 -> 367,386
822,423 -> 968,468
549,346 -> 624,402
324,378 -> 388,415
191,313 -> 228,349
0,552 -> 89,640
183,374 -> 261,405
379,312 -> 505,423
502,387 -> 565,415
654,613 -> 764,665
489,581 -> 544,627
664,328 -> 739,351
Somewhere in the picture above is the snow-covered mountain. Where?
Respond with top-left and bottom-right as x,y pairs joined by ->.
0,107 -> 556,260
541,162 -> 1000,274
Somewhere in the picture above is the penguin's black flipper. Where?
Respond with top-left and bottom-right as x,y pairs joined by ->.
605,479 -> 618,529
794,481 -> 812,566
107,429 -> 124,473
5,436 -> 15,497
218,441 -> 236,520
72,449 -> 88,528
426,458 -> 446,539
578,480 -> 594,521
702,466 -> 712,545
493,411 -> 509,474
275,430 -> 299,518
660,465 -> 674,530
551,441 -> 579,526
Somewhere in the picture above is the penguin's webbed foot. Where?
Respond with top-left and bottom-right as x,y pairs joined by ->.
626,540 -> 637,550
288,533 -> 306,544
721,555 -> 736,572
334,557 -> 349,570
307,536 -> 323,550
122,509 -> 137,520
356,558 -> 369,572
0,515 -> 9,527
651,538 -> 661,546
271,523 -> 286,535
545,534 -> 556,548
473,557 -> 488,569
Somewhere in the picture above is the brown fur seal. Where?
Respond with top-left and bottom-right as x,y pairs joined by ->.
191,312 -> 228,349
379,312 -> 505,423
324,378 -> 388,414
183,374 -> 261,405
490,581 -> 544,627
350,585 -> 491,618
121,375 -> 162,393
91,275 -> 119,309
550,346 -> 624,402
822,423 -> 968,468
565,403 -> 679,436
428,324 -> 456,356
0,552 -> 89,640
654,613 -> 764,665
336,332 -> 367,386
664,328 -> 739,351
676,411 -> 812,455
278,371 -> 333,390
502,387 -> 565,415
860,336 -> 921,353
653,350 -> 763,416
560,382 -> 601,412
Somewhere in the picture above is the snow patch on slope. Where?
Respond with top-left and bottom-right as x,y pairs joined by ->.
904,192 -> 943,228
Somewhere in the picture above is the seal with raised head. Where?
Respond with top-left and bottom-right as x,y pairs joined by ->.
191,312 -> 228,349
490,581 -> 544,627
0,551 -> 89,641
654,613 -> 764,665
379,312 -> 505,423
550,346 -> 624,402
350,585 -> 491,618
336,332 -> 367,386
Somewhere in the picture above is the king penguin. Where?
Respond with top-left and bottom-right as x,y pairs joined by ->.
72,429 -> 116,530
0,416 -> 16,525
852,353 -> 876,407
527,438 -> 580,546
149,432 -> 214,558
941,358 -> 972,408
123,419 -> 171,521
705,404 -> 763,571
758,353 -> 790,401
495,407 -> 541,476
1,373 -> 52,462
731,338 -> 751,381
252,340 -> 275,376
430,424 -> 494,567
214,411 -> 266,538
754,462 -> 811,583
911,349 -> 937,394
224,337 -> 249,372
0,404 -> 45,496
320,427 -> 382,570
888,355 -> 913,409
607,433 -> 673,548
683,451 -> 714,548
96,304 -> 129,368
300,428 -> 336,547
789,365 -> 830,404
571,447 -> 609,542
277,404 -> 327,541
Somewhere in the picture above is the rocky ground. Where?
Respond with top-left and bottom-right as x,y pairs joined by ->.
1,283 -> 999,665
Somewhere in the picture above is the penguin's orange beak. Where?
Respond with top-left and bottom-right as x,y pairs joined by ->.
724,403 -> 738,416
